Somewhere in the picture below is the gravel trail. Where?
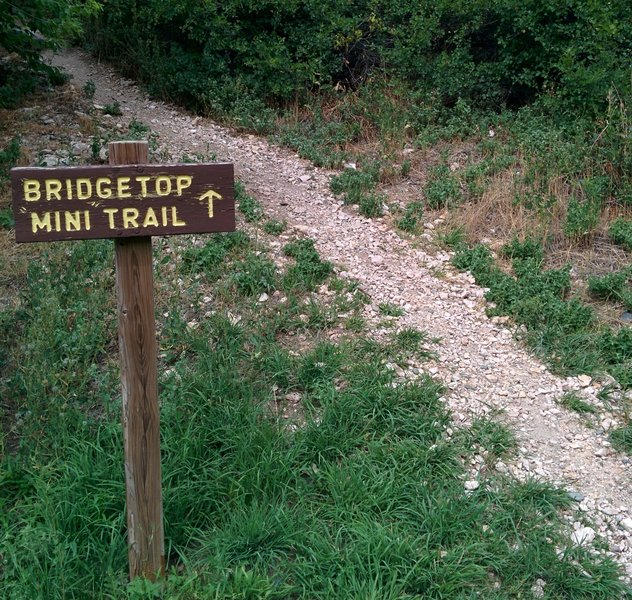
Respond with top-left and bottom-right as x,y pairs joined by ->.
52,49 -> 632,575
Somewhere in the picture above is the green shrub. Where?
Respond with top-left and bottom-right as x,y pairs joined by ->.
609,219 -> 632,251
330,166 -> 379,205
82,80 -> 96,99
499,237 -> 543,262
263,219 -> 287,236
0,207 -> 14,229
397,201 -> 424,232
424,165 -> 462,209
0,137 -> 21,180
358,192 -> 385,218
588,271 -> 630,303
564,196 -> 600,240
0,0 -> 98,106
102,101 -> 122,116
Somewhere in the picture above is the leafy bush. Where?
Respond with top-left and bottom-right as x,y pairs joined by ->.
424,165 -> 462,209
86,0 -> 632,118
499,237 -> 543,262
397,201 -> 424,232
0,207 -> 14,229
263,219 -> 287,236
0,137 -> 21,179
564,196 -> 600,241
609,219 -> 632,251
358,192 -> 385,218
588,270 -> 631,304
0,0 -> 98,106
330,166 -> 379,205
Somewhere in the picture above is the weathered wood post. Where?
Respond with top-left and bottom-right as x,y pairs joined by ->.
109,141 -> 164,580
11,142 -> 235,582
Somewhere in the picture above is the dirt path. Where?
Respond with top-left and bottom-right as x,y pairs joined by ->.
52,49 -> 632,574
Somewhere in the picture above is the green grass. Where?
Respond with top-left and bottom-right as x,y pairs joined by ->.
0,136 -> 21,179
610,219 -> 632,252
378,302 -> 405,317
235,181 -> 264,223
1,226 -> 630,598
263,219 -> 287,236
282,238 -> 333,292
0,206 -> 14,229
397,201 -> 424,233
452,242 -> 632,389
558,392 -> 598,415
610,424 -> 632,454
588,269 -> 632,309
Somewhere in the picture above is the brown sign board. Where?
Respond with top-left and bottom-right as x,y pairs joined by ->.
10,163 -> 235,243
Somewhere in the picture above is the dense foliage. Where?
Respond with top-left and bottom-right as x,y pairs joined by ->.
85,0 -> 632,117
0,0 -> 99,106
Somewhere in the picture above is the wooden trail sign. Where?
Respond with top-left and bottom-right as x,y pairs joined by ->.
11,141 -> 236,581
11,160 -> 234,242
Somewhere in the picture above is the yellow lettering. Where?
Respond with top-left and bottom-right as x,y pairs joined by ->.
45,179 -> 62,201
122,208 -> 139,229
64,211 -> 82,232
84,210 -> 91,231
103,208 -> 118,229
31,212 -> 51,233
161,206 -> 168,226
142,207 -> 159,227
96,177 -> 112,199
117,177 -> 131,199
23,179 -> 41,202
65,179 -> 73,200
76,178 -> 92,200
172,206 -> 186,226
54,211 -> 61,232
136,176 -> 150,197
175,175 -> 192,196
155,176 -> 171,196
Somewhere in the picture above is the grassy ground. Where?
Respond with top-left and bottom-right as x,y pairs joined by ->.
1,76 -> 631,599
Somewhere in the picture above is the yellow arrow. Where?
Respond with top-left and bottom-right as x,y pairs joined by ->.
199,189 -> 222,218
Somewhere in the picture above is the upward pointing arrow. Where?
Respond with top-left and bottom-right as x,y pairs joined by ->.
199,189 -> 223,218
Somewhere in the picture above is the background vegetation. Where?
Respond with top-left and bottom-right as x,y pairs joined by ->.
2,1 -> 632,596
83,0 -> 632,117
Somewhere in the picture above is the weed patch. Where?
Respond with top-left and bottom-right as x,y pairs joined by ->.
610,424 -> 632,454
181,231 -> 250,280
610,219 -> 632,252
453,242 -> 632,388
282,238 -> 333,292
329,163 -> 386,218
558,392 -> 598,415
235,181 -> 264,223
0,136 -> 21,180
263,219 -> 287,236
397,201 -> 424,232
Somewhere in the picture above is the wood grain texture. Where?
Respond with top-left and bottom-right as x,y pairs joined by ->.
11,162 -> 235,243
111,141 -> 165,580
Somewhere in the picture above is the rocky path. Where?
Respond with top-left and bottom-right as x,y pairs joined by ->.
52,49 -> 632,575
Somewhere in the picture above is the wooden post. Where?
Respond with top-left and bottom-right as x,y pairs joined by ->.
110,141 -> 165,580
